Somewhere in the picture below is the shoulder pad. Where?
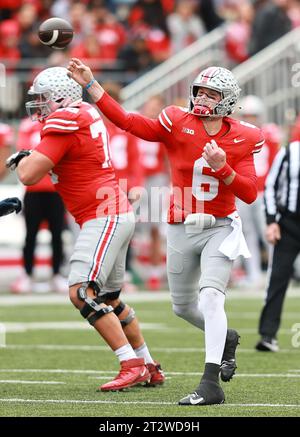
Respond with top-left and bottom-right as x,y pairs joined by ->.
228,118 -> 265,154
42,107 -> 81,135
158,105 -> 180,133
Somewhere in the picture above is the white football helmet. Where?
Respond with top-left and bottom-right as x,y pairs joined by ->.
189,66 -> 241,117
26,67 -> 82,121
238,95 -> 265,116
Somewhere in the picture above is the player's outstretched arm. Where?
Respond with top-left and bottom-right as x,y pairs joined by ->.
67,58 -> 162,142
68,58 -> 104,102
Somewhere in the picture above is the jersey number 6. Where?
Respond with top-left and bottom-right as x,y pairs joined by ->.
192,157 -> 219,201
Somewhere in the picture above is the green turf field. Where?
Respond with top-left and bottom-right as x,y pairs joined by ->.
0,291 -> 300,417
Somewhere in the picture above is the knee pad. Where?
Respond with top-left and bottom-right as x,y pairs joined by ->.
113,300 -> 135,327
172,301 -> 204,330
77,282 -> 113,326
101,289 -> 122,302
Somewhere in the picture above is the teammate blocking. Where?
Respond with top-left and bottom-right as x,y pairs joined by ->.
68,59 -> 263,405
6,66 -> 164,392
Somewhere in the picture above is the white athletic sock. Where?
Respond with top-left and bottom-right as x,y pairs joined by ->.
134,343 -> 154,364
114,344 -> 136,363
199,287 -> 227,365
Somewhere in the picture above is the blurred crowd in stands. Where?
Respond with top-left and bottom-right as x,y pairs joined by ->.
1,0 -> 300,118
1,0 -> 300,293
1,0 -> 300,70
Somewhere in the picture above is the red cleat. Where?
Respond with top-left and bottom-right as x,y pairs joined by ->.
145,361 -> 165,386
99,358 -> 150,392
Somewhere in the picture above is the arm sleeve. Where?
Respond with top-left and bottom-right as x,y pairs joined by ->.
226,155 -> 258,204
96,92 -> 165,142
264,147 -> 287,224
35,133 -> 77,165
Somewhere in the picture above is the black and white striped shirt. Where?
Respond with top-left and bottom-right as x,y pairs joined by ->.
264,141 -> 300,224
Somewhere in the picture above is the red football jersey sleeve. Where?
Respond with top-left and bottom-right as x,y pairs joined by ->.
95,95 -> 264,221
36,103 -> 130,226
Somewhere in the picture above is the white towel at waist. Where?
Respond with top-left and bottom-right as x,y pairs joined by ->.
218,212 -> 251,260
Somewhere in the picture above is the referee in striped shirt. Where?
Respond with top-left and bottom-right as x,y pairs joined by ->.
256,141 -> 300,352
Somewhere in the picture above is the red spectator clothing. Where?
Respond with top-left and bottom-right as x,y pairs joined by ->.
254,123 -> 281,193
106,120 -> 144,191
0,0 -> 22,9
145,28 -> 171,61
70,42 -> 102,63
36,102 -> 130,227
225,22 -> 250,63
0,122 -> 13,148
0,45 -> 20,70
17,118 -> 55,193
289,115 -> 300,142
0,19 -> 20,37
95,93 -> 264,222
95,22 -> 127,61
162,0 -> 175,14
137,138 -> 166,177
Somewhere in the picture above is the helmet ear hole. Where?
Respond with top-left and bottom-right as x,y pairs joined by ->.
193,86 -> 199,98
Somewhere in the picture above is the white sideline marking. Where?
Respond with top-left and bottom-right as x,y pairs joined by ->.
0,322 -> 297,335
3,344 -> 300,353
1,369 -> 300,378
0,293 -> 169,306
0,398 -> 300,408
1,322 -> 165,333
0,289 -> 300,306
227,312 -> 300,320
0,380 -> 65,384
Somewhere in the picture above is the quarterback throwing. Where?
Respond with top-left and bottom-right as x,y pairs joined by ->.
68,59 -> 264,405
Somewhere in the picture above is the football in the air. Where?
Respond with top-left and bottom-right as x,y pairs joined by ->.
38,17 -> 73,49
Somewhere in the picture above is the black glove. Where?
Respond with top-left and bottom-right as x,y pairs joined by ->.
6,150 -> 32,170
0,197 -> 22,217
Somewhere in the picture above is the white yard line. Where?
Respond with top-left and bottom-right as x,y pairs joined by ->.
0,322 -> 297,336
1,369 -> 300,378
1,322 -> 165,332
2,344 -> 300,353
0,288 -> 300,306
0,398 -> 299,408
0,321 -> 297,334
0,380 -> 65,384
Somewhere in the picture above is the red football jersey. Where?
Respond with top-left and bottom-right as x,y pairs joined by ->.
0,122 -> 13,148
36,102 -> 130,226
254,123 -> 280,193
137,138 -> 166,177
96,94 -> 264,222
17,118 -> 55,193
106,120 -> 144,191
